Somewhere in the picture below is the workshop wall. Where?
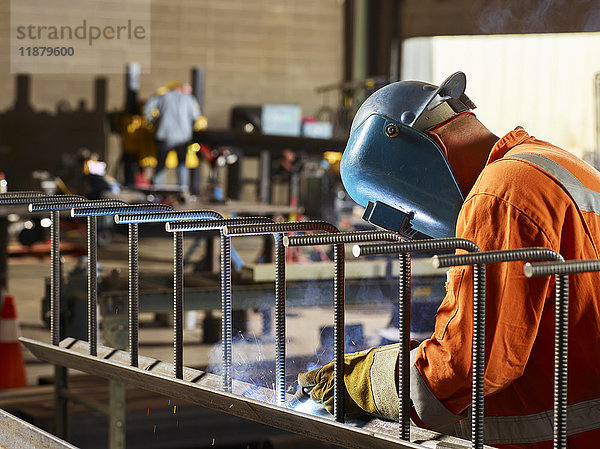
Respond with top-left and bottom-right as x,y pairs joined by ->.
0,0 -> 343,128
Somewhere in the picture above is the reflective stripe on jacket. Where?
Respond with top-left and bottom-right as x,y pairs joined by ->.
409,127 -> 600,448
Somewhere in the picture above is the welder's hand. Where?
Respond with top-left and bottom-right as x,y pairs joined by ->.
298,344 -> 407,420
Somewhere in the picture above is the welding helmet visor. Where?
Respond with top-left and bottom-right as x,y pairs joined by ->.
340,72 -> 474,239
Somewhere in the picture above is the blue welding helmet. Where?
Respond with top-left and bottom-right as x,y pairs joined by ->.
340,72 -> 476,239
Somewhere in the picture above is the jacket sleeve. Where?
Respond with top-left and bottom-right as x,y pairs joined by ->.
410,189 -> 555,429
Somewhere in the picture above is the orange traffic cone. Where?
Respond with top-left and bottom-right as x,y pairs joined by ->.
0,296 -> 27,388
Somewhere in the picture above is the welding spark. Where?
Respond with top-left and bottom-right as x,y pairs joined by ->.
211,437 -> 215,446
173,405 -> 177,414
290,397 -> 324,415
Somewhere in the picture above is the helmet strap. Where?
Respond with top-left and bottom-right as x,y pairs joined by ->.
427,110 -> 475,133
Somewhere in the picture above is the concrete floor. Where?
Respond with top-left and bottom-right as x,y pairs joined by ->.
7,227 -> 393,386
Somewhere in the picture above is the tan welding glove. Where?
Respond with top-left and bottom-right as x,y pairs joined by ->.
298,344 -> 405,420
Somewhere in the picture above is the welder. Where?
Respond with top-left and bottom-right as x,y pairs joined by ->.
298,72 -> 600,448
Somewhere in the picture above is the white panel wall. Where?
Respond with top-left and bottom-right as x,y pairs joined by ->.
403,33 -> 600,158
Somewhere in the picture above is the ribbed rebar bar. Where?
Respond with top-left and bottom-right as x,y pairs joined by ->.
114,209 -> 223,224
0,191 -> 46,204
87,216 -> 97,356
220,232 -> 232,391
1,194 -> 80,207
283,230 -> 401,247
434,247 -> 566,449
432,247 -> 562,269
273,233 -> 286,406
224,220 -> 348,421
524,260 -> 586,449
332,240 -> 345,422
553,269 -> 569,449
29,197 -> 116,212
165,217 -> 273,232
71,203 -> 173,217
355,238 -> 483,446
524,259 -> 600,277
398,252 -> 411,438
354,238 -> 480,257
173,231 -> 184,379
223,220 -> 339,237
50,210 -> 60,346
128,223 -> 139,367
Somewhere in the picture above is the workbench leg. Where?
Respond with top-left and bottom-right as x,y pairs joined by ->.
259,150 -> 272,204
54,365 -> 69,439
109,380 -> 126,449
0,215 -> 7,294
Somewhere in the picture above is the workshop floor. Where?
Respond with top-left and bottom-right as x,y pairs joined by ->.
7,229 -> 393,386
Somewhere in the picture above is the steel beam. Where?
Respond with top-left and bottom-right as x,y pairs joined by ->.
0,408 -> 77,449
21,337 -> 484,449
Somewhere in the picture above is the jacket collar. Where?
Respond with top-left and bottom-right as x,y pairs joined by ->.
487,127 -> 533,165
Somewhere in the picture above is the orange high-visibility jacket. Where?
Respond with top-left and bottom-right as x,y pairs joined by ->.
411,128 -> 600,448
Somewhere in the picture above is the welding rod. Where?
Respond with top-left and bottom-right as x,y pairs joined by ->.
354,238 -> 482,442
113,210 -> 225,380
433,247 -> 565,449
71,203 -> 174,366
166,217 -> 273,390
223,221 -> 345,419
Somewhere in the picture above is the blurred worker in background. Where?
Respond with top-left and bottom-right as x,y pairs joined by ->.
299,72 -> 600,448
143,81 -> 204,189
118,100 -> 155,187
